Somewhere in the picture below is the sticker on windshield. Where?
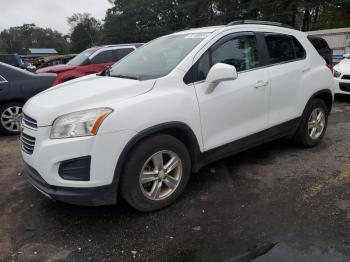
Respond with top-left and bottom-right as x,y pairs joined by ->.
185,33 -> 210,39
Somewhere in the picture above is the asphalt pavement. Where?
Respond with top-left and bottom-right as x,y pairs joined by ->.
1,97 -> 350,262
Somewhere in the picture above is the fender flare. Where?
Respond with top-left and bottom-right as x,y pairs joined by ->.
112,121 -> 202,191
303,89 -> 333,114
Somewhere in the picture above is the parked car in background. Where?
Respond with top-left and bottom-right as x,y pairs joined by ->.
0,54 -> 24,67
308,35 -> 333,67
0,62 -> 56,134
333,53 -> 350,95
36,44 -> 142,86
35,54 -> 77,70
22,21 -> 334,211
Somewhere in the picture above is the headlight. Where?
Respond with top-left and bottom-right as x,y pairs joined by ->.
50,108 -> 113,139
334,69 -> 341,78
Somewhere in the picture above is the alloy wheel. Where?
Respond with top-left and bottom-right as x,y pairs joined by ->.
0,106 -> 22,133
308,107 -> 325,140
139,150 -> 182,201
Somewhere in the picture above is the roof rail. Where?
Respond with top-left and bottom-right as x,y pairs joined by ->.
227,20 -> 295,29
102,43 -> 144,48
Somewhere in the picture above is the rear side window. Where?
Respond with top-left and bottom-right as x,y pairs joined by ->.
90,50 -> 115,64
292,38 -> 306,59
113,48 -> 134,60
265,33 -> 306,64
265,33 -> 295,63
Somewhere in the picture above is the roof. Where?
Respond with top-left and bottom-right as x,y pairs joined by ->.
28,48 -> 58,54
227,20 -> 294,29
172,26 -> 224,35
172,21 -> 300,37
102,43 -> 144,48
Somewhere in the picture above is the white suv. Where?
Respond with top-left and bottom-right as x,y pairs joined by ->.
21,21 -> 335,211
334,54 -> 350,95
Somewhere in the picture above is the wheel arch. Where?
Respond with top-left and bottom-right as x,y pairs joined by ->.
112,122 -> 202,189
0,99 -> 26,108
305,89 -> 333,114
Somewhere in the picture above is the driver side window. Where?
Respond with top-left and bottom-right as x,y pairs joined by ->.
188,34 -> 260,83
212,35 -> 260,72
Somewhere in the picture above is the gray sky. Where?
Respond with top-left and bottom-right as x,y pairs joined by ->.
0,0 -> 112,34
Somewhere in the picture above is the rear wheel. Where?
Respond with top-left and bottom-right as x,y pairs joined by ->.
120,134 -> 191,212
0,102 -> 23,135
294,98 -> 328,147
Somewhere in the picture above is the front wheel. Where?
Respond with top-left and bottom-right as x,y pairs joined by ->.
294,98 -> 329,147
0,102 -> 23,135
120,134 -> 191,212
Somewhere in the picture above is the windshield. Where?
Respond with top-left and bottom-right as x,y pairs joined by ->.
67,48 -> 97,66
109,33 -> 209,80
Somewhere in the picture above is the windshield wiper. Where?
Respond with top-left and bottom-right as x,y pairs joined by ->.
112,74 -> 139,80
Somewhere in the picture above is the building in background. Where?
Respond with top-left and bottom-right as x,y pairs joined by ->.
308,28 -> 350,63
27,48 -> 58,57
21,48 -> 59,64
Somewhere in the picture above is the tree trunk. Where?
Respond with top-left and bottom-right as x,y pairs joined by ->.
302,8 -> 310,31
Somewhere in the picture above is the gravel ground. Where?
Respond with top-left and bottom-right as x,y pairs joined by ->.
1,97 -> 350,262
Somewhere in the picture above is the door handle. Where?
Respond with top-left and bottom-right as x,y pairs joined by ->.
254,80 -> 269,88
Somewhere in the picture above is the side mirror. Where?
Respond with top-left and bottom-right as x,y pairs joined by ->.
205,63 -> 238,93
343,53 -> 350,59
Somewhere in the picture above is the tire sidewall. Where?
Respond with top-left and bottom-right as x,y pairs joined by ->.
120,134 -> 191,212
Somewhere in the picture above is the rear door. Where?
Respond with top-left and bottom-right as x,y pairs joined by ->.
264,33 -> 308,127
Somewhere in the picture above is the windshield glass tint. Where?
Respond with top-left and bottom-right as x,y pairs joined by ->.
67,48 -> 97,66
109,33 -> 209,80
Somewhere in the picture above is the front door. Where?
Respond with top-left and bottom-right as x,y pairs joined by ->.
193,32 -> 270,151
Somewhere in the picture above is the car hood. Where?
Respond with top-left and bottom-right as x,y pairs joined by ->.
335,59 -> 350,73
36,64 -> 77,73
23,74 -> 156,126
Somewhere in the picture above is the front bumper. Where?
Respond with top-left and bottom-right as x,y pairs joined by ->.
24,163 -> 117,206
20,124 -> 137,206
334,77 -> 350,95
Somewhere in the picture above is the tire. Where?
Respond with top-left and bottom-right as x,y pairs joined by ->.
294,98 -> 329,148
0,102 -> 23,135
120,134 -> 191,212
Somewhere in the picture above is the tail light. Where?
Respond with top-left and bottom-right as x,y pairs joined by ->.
326,63 -> 334,73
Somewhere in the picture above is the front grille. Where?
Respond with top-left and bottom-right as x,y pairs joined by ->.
22,114 -> 38,129
340,83 -> 350,92
342,75 -> 350,80
20,132 -> 36,155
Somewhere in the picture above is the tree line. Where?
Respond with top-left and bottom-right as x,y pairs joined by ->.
0,0 -> 349,54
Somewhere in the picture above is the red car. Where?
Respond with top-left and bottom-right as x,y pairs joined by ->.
37,44 -> 142,86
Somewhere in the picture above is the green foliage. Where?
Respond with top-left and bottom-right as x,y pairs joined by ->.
68,13 -> 103,53
0,24 -> 69,54
103,0 -> 350,44
0,0 -> 349,54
